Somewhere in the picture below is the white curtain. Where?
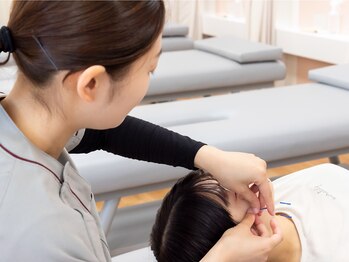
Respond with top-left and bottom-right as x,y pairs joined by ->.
246,0 -> 275,44
0,0 -> 12,25
165,0 -> 214,40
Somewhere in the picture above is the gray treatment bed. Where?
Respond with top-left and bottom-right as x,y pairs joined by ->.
146,35 -> 285,103
161,23 -> 194,52
111,163 -> 349,261
70,64 -> 349,256
0,27 -> 286,102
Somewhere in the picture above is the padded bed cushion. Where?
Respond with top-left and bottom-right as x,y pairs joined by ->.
161,23 -> 194,51
0,49 -> 285,99
148,50 -> 285,96
72,83 -> 349,196
194,36 -> 282,63
309,64 -> 349,90
161,37 -> 194,52
112,247 -> 155,262
163,23 -> 189,37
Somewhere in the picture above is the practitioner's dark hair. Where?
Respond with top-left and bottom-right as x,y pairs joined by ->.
1,0 -> 165,85
150,170 -> 237,262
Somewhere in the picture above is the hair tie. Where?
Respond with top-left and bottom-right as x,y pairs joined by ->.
0,26 -> 15,53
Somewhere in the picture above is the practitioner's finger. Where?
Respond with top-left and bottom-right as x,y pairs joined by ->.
250,227 -> 258,236
268,218 -> 283,247
254,214 -> 263,225
258,192 -> 266,216
256,222 -> 269,237
240,213 -> 256,228
257,178 -> 275,216
241,186 -> 261,214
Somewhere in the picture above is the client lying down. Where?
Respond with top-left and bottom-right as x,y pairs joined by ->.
151,163 -> 349,262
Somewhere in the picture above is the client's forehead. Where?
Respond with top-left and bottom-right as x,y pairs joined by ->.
194,177 -> 229,207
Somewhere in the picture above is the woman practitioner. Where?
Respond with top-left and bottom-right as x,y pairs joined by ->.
0,1 -> 281,261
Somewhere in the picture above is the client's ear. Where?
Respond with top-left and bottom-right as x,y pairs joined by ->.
76,65 -> 107,102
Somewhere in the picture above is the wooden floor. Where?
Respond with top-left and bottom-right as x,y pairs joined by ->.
110,154 -> 349,209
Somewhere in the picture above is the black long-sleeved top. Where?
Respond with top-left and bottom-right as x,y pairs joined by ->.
70,116 -> 205,170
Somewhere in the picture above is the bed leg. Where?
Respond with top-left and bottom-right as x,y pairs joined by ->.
329,156 -> 341,165
99,198 -> 121,236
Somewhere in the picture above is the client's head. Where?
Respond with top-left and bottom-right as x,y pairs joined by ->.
150,170 -> 241,262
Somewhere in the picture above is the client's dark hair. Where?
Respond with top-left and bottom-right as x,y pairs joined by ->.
150,170 -> 237,262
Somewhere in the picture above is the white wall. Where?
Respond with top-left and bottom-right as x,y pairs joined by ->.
165,0 -> 216,39
274,0 -> 299,30
0,0 -> 12,25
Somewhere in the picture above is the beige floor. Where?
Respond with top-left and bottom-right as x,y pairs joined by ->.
101,154 -> 349,209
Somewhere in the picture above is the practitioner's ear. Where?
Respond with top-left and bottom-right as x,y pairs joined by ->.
76,65 -> 108,102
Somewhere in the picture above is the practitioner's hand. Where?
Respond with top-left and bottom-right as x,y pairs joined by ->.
194,145 -> 274,215
200,214 -> 283,262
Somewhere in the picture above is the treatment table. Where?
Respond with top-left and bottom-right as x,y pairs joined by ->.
146,36 -> 285,103
161,23 -> 194,52
70,64 -> 349,256
112,247 -> 155,262
0,35 -> 285,102
111,163 -> 349,261
154,23 -> 285,102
